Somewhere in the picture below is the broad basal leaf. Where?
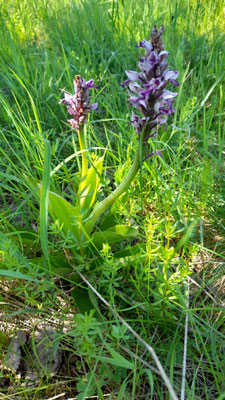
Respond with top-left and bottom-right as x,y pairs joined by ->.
98,212 -> 120,231
91,225 -> 138,248
39,187 -> 80,242
78,156 -> 104,213
71,287 -> 104,320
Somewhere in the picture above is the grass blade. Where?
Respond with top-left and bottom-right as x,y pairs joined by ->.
40,140 -> 51,267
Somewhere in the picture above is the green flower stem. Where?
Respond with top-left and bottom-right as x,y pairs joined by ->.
84,139 -> 144,235
78,124 -> 88,179
77,124 -> 89,249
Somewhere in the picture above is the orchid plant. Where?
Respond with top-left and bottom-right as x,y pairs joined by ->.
40,24 -> 179,267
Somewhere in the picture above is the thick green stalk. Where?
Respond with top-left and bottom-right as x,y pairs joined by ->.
78,124 -> 88,179
84,141 -> 143,235
77,124 -> 89,250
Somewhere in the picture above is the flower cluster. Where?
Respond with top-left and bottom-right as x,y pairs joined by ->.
59,75 -> 98,131
121,24 -> 179,138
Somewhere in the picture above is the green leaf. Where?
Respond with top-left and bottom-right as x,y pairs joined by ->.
175,219 -> 199,251
89,243 -> 145,270
42,189 -> 80,241
88,289 -> 104,321
117,379 -> 128,400
112,243 -> 146,268
71,288 -> 90,315
78,156 -> 104,212
30,255 -> 72,275
143,369 -> 154,397
0,232 -> 30,270
7,230 -> 39,245
76,372 -> 98,400
98,212 -> 120,231
0,270 -> 37,281
71,287 -> 103,320
91,225 -> 138,248
114,243 -> 145,258
96,345 -> 134,370
40,140 -> 51,265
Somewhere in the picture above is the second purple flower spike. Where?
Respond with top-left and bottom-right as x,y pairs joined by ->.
59,75 -> 99,132
121,24 -> 179,138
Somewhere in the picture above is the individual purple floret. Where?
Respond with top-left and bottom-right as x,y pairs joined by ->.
59,75 -> 99,131
121,24 -> 179,137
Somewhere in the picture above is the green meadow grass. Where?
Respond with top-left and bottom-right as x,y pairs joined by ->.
0,0 -> 224,399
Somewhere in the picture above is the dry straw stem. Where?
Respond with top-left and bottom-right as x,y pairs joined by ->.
75,269 -> 179,400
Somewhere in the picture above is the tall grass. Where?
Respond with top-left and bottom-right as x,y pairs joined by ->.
0,0 -> 224,399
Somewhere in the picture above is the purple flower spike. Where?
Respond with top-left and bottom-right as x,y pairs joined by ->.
121,24 -> 179,137
59,75 -> 98,132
